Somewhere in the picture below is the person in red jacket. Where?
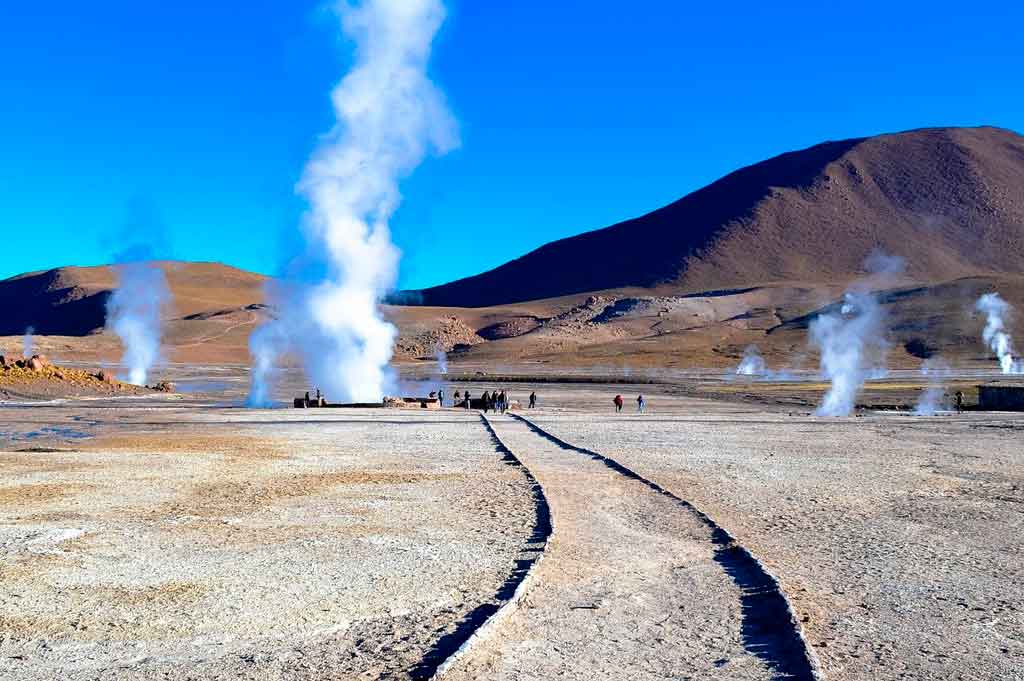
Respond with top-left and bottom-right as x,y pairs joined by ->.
613,394 -> 624,412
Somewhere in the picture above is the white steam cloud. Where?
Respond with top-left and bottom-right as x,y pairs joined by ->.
248,0 -> 458,407
735,345 -> 767,376
434,346 -> 448,375
975,293 -> 1022,374
808,252 -> 902,416
106,261 -> 169,386
810,291 -> 886,416
22,326 -> 34,358
913,359 -> 950,416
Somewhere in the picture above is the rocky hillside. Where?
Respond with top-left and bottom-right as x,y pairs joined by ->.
412,126 -> 1024,307
0,262 -> 267,336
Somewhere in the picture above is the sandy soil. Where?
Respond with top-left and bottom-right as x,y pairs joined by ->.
1,383 -> 1021,680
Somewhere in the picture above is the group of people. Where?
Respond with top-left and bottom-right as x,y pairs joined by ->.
449,389 -> 539,411
440,389 -> 650,413
613,393 -> 645,413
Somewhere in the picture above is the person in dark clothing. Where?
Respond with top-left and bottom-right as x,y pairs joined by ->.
464,390 -> 471,409
613,394 -> 623,412
529,392 -> 537,409
499,390 -> 508,413
482,391 -> 491,413
954,390 -> 965,414
637,394 -> 645,413
438,389 -> 445,407
304,391 -> 311,408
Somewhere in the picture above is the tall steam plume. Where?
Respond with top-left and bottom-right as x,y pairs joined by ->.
106,261 -> 170,385
975,293 -> 1022,374
810,292 -> 885,416
248,0 -> 458,406
809,252 -> 900,416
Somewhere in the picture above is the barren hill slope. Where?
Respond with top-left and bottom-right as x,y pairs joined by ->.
0,262 -> 268,336
413,126 -> 1024,307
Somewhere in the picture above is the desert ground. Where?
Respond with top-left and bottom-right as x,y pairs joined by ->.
1,370 -> 1021,681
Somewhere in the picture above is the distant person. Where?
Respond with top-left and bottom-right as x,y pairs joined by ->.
529,391 -> 537,409
454,390 -> 461,402
304,391 -> 311,408
438,389 -> 445,407
955,390 -> 965,414
614,394 -> 623,412
637,394 -> 645,413
482,391 -> 491,413
500,390 -> 508,413
464,390 -> 471,409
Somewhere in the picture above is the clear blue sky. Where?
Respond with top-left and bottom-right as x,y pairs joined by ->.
2,1 -> 1022,289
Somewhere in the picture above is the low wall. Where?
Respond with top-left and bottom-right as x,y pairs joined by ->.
978,385 -> 1024,412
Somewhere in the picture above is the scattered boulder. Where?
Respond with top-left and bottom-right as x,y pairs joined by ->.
152,381 -> 176,393
96,370 -> 116,383
27,355 -> 49,371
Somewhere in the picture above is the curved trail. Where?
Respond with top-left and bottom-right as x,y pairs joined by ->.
175,312 -> 258,349
411,415 -> 552,679
508,413 -> 821,680
441,413 -> 818,681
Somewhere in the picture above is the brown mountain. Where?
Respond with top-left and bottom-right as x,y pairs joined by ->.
0,262 -> 268,336
413,126 -> 1024,308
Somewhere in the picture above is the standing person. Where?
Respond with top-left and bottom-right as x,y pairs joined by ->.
438,388 -> 445,407
482,390 -> 491,413
613,394 -> 623,412
499,390 -> 507,413
464,390 -> 471,409
529,391 -> 537,409
637,394 -> 645,413
954,390 -> 965,414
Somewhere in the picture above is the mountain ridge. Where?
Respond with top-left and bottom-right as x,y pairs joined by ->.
410,125 -> 1024,307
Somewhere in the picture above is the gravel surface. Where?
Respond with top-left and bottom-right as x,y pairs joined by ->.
524,395 -> 1024,681
0,408 -> 539,680
2,385 -> 1022,681
444,415 -> 776,680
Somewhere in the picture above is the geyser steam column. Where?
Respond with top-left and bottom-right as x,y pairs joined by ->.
976,292 -> 1023,374
248,0 -> 458,406
105,261 -> 170,386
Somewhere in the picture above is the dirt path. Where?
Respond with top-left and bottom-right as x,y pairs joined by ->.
175,311 -> 258,349
442,414 -> 813,680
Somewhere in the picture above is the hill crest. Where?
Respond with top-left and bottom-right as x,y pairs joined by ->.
411,126 -> 1024,307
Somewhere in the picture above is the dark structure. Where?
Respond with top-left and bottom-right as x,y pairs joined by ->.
977,384 -> 1024,411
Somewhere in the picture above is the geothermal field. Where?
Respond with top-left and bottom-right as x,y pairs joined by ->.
4,0 -> 1024,679
0,374 -> 1022,681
